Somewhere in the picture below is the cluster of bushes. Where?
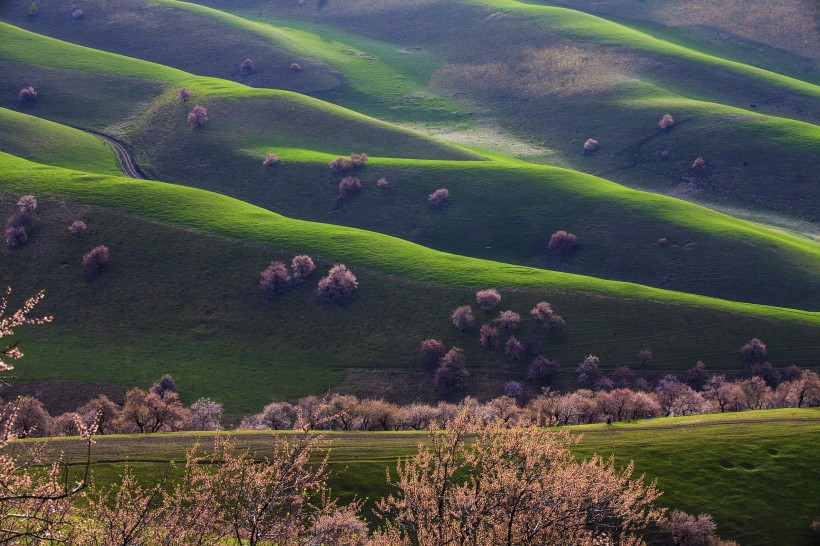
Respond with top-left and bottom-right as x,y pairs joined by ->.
259,254 -> 358,302
328,152 -> 369,174
4,195 -> 37,248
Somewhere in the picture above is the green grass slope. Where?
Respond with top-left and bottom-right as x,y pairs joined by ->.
1,152 -> 819,417
0,107 -> 121,175
0,0 -> 344,95
188,0 -> 820,223
38,409 -> 820,545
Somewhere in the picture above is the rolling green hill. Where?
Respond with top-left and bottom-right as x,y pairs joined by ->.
36,409 -> 820,545
1,152 -> 819,418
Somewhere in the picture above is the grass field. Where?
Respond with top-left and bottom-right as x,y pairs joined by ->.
1,152 -> 819,419
33,409 -> 820,545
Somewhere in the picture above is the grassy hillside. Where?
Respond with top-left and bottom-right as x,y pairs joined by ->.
1,152 -> 819,418
183,0 -> 820,223
0,107 -> 120,175
36,409 -> 820,545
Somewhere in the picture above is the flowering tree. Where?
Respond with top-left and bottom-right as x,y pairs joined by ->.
317,264 -> 358,302
188,398 -> 223,431
530,301 -> 565,335
328,153 -> 367,174
16,195 -> 37,213
690,157 -> 708,174
5,226 -> 27,248
548,230 -> 579,255
583,138 -> 598,152
377,177 -> 389,189
262,152 -> 278,167
82,245 -> 110,277
658,114 -> 675,130
290,63 -> 302,72
1,288 -> 52,372
374,411 -> 664,545
576,355 -> 600,386
505,335 -> 524,361
260,261 -> 291,297
187,105 -> 209,126
451,305 -> 474,331
419,338 -> 445,364
475,288 -> 501,311
72,8 -> 84,18
479,324 -> 499,350
528,355 -> 560,383
177,87 -> 192,101
338,176 -> 362,200
239,58 -> 256,76
18,86 -> 37,103
494,310 -> 520,329
427,188 -> 449,208
739,337 -> 766,363
68,220 -> 87,235
434,347 -> 468,394
291,255 -> 316,281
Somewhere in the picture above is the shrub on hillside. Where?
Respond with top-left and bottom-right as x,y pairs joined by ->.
290,62 -> 302,72
419,338 -> 445,364
583,138 -> 598,152
638,348 -> 654,367
504,381 -> 523,402
548,230 -> 578,255
690,156 -> 708,174
659,510 -> 728,546
72,8 -> 84,18
260,261 -> 291,298
428,188 -> 450,208
740,337 -> 767,363
29,1 -> 38,17
505,335 -> 524,361
16,195 -> 37,213
239,58 -> 256,76
434,347 -> 468,394
338,176 -> 362,199
376,177 -> 389,189
262,152 -> 279,167
528,356 -> 560,383
291,255 -> 316,281
451,305 -> 474,332
176,87 -> 192,101
530,301 -> 565,335
479,324 -> 499,350
317,264 -> 358,302
494,310 -> 520,329
658,113 -> 675,130
187,105 -> 208,126
328,153 -> 367,174
18,86 -> 37,104
475,288 -> 501,311
81,245 -> 110,277
751,361 -> 780,388
685,361 -> 709,391
5,226 -> 27,248
576,355 -> 600,386
67,220 -> 87,235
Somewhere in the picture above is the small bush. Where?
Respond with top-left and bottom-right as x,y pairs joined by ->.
528,356 -> 559,383
658,114 -> 674,130
16,195 -> 37,213
505,335 -> 524,361
239,58 -> 256,76
29,1 -> 38,17
6,212 -> 33,230
376,177 -> 389,189
67,220 -> 87,235
290,63 -> 302,72
177,87 -> 192,101
5,226 -> 27,248
479,324 -> 499,350
434,347 -> 468,394
657,237 -> 669,246
740,337 -> 766,363
72,8 -> 84,18
494,310 -> 520,329
338,176 -> 362,199
576,355 -> 600,385
420,339 -> 445,364
260,261 -> 291,297
187,105 -> 208,126
659,510 -> 719,546
328,153 -> 367,174
428,188 -> 449,208
690,157 -> 708,174
291,255 -> 316,281
262,152 -> 279,167
583,138 -> 598,152
82,245 -> 110,277
18,86 -> 37,104
548,230 -> 578,255
475,288 -> 501,311
451,305 -> 474,332
638,348 -> 654,366
317,264 -> 358,302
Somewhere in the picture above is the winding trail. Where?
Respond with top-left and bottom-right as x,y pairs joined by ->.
84,129 -> 149,179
